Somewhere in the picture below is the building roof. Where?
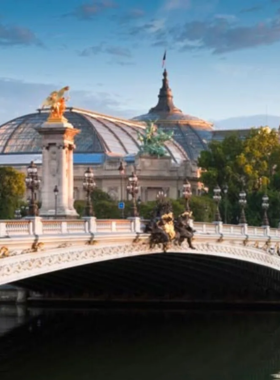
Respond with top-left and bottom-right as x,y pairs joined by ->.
212,129 -> 253,142
132,70 -> 213,160
0,107 -> 188,164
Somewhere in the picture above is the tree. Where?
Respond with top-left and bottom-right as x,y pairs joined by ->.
198,127 -> 280,227
198,133 -> 244,191
0,167 -> 25,219
75,188 -> 120,218
236,127 -> 280,190
91,187 -> 113,203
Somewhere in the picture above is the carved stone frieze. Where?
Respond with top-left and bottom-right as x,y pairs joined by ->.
1,240 -> 280,285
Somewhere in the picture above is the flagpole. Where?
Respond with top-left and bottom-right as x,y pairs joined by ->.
162,50 -> 167,69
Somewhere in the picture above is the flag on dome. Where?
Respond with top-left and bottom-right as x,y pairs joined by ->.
162,50 -> 166,68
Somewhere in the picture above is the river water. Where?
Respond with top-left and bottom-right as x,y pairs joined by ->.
1,306 -> 280,380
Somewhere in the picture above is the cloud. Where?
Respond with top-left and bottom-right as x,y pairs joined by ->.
79,43 -> 132,58
106,46 -> 131,57
112,8 -> 145,24
162,0 -> 218,12
128,18 -> 166,37
64,0 -> 118,20
171,16 -> 280,54
128,8 -> 145,18
0,78 -> 140,125
240,5 -> 263,13
214,14 -> 237,22
106,59 -> 135,66
79,43 -> 104,57
164,0 -> 191,10
0,22 -> 41,46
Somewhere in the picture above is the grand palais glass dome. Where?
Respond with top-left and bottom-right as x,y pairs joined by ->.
0,107 -> 188,165
133,69 -> 213,160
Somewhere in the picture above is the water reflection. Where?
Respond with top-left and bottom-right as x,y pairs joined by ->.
1,308 -> 280,380
0,305 -> 42,336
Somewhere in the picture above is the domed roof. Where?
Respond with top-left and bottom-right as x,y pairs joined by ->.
133,69 -> 213,160
0,107 -> 188,164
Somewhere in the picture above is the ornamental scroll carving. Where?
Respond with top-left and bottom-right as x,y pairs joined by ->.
1,242 -> 280,286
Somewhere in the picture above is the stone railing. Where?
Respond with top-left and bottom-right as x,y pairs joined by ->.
0,217 -> 141,238
0,218 -> 276,239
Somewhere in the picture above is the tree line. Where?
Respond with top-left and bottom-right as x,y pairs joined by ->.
198,127 -> 280,227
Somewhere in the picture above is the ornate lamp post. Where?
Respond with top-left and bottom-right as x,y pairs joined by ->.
126,172 -> 139,217
156,189 -> 167,218
14,209 -> 21,219
238,188 -> 247,224
25,161 -> 40,217
223,184 -> 228,223
53,186 -> 59,218
182,179 -> 192,211
156,189 -> 167,203
83,167 -> 96,217
213,185 -> 222,222
262,193 -> 269,226
118,160 -> 125,218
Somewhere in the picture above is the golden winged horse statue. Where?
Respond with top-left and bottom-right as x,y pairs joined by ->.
41,86 -> 70,122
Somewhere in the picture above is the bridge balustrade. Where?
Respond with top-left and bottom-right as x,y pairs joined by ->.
4,221 -> 32,236
267,229 -> 280,237
95,219 -> 132,233
42,221 -> 64,234
193,222 -> 217,234
221,224 -> 244,235
0,218 -> 277,238
247,226 -> 266,236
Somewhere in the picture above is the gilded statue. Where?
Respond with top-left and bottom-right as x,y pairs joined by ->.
137,121 -> 174,157
41,86 -> 70,122
159,212 -> 176,240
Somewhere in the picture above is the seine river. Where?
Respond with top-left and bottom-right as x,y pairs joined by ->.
1,306 -> 280,380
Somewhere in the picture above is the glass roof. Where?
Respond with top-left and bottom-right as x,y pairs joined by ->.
0,108 -> 188,164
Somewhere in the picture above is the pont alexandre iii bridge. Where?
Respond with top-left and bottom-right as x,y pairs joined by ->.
1,217 -> 280,301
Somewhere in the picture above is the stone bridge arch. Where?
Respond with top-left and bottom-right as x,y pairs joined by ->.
2,241 -> 280,299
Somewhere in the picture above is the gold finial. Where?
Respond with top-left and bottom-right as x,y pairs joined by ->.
41,86 -> 70,123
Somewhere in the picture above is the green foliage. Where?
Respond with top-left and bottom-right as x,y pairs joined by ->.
0,167 -> 25,219
94,200 -> 120,219
198,127 -> 280,227
138,201 -> 157,219
198,134 -> 244,190
189,196 -> 216,222
74,200 -> 86,218
91,188 -> 113,203
75,188 -> 122,219
137,196 -> 216,222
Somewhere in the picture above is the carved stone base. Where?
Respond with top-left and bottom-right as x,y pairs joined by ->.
39,208 -> 78,219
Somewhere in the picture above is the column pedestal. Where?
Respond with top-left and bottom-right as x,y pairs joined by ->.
36,121 -> 80,218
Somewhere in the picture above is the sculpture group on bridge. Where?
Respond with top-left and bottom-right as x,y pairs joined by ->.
144,199 -> 196,252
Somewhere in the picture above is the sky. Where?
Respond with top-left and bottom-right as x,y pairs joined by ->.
1,0 -> 280,125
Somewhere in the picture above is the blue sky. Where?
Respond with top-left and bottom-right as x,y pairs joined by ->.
1,0 -> 280,125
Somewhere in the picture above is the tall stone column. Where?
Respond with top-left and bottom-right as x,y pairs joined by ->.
68,145 -> 75,210
41,146 -> 50,207
36,121 -> 79,218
